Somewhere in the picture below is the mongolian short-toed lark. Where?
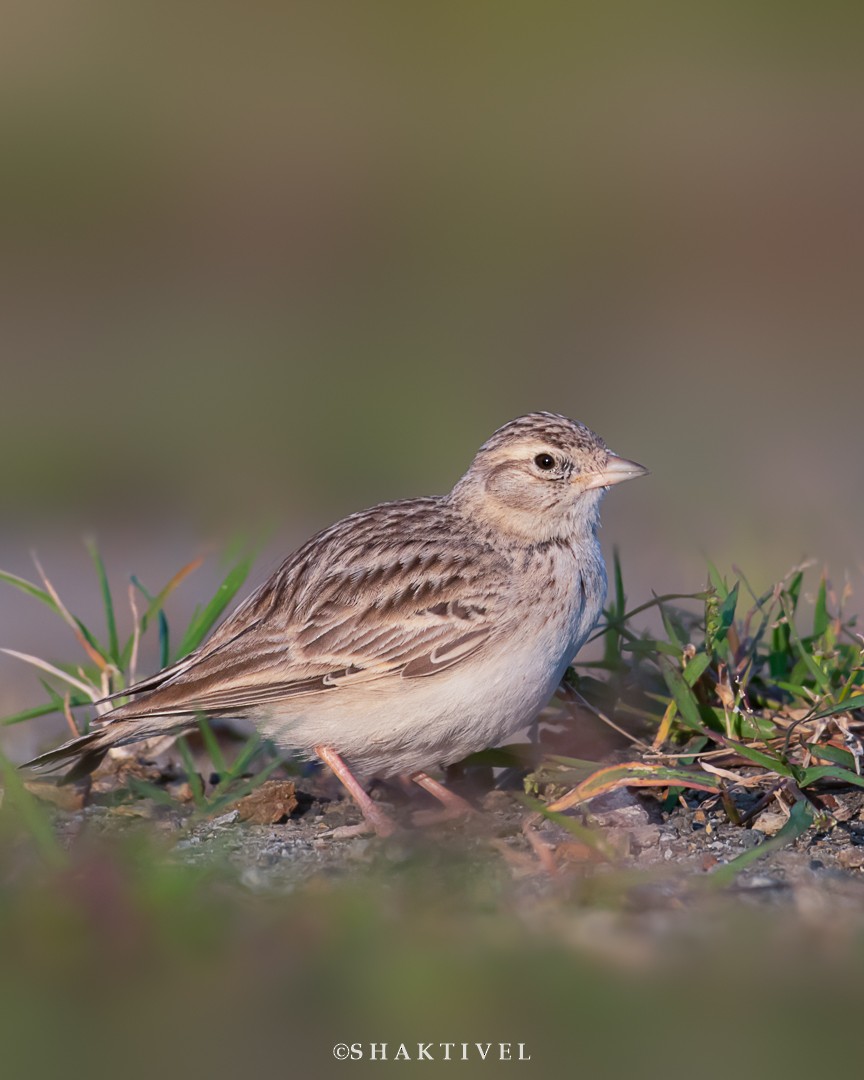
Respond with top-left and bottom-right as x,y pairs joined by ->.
28,413 -> 647,836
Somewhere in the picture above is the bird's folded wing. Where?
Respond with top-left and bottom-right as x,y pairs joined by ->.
104,547 -> 506,720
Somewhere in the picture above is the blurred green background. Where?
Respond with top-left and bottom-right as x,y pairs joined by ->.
5,0 -> 864,748
3,4 -> 864,1075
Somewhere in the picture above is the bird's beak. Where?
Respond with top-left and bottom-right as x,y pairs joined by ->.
582,455 -> 649,491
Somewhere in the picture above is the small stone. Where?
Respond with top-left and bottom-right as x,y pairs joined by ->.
346,839 -> 372,859
837,848 -> 864,870
585,788 -> 651,829
627,825 -> 662,851
481,790 -> 514,811
746,874 -> 779,889
174,836 -> 201,850
230,780 -> 298,825
240,867 -> 272,891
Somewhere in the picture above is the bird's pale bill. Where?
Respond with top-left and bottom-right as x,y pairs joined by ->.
583,455 -> 649,491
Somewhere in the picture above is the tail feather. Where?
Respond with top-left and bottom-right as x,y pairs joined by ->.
22,729 -> 112,784
22,714 -> 195,783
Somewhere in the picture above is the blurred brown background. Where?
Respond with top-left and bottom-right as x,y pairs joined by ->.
3,2 -> 864,752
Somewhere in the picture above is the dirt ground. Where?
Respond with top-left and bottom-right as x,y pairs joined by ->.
46,753 -> 864,926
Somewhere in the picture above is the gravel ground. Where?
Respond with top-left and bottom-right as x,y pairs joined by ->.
44,754 -> 864,923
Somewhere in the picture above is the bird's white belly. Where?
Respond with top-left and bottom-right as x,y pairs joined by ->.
265,641 -> 561,778
261,549 -> 605,778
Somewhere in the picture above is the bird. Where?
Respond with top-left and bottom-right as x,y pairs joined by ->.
26,412 -> 647,837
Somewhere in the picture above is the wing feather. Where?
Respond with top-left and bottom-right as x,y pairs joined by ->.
102,499 -> 509,723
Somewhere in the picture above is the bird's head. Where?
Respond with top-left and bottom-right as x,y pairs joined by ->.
449,412 -> 648,543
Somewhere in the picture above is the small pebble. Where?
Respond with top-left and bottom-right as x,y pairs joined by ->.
837,849 -> 864,871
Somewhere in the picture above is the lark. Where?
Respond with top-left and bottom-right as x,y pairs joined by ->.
27,413 -> 647,836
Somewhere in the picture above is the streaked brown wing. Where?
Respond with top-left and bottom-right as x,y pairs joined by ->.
105,499 -> 508,721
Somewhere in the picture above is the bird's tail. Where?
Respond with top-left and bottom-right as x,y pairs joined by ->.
23,714 -> 193,784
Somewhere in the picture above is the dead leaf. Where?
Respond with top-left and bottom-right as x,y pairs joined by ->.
752,808 -> 789,836
231,780 -> 298,825
547,761 -> 721,812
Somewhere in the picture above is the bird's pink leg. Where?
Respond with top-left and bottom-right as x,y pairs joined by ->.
314,744 -> 398,838
409,771 -> 475,826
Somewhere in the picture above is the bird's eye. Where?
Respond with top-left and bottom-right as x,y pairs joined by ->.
534,453 -> 555,470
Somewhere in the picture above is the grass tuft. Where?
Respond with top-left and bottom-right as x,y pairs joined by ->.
554,559 -> 864,865
3,546 -> 864,875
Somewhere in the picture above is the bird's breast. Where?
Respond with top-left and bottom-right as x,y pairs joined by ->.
523,538 -> 606,655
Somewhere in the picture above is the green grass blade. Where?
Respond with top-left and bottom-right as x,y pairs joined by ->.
2,700 -> 75,726
721,737 -> 794,776
659,657 -> 704,731
623,638 -> 681,658
775,593 -> 830,695
85,539 -> 119,664
210,734 -> 264,800
714,582 -> 739,646
613,546 -> 625,617
124,775 -> 183,807
0,750 -> 67,868
545,754 -> 606,771
838,676 -> 864,703
0,567 -> 111,665
813,575 -> 829,639
175,736 -> 207,809
158,611 -> 170,668
683,652 -> 711,687
660,602 -> 684,648
458,745 -> 533,768
197,718 -> 228,776
0,569 -> 60,612
129,576 -> 172,669
705,799 -> 813,887
769,626 -> 790,679
797,763 -> 864,789
587,592 -> 710,645
203,756 -> 287,817
808,695 -> 864,721
524,796 -> 617,860
120,557 -> 203,667
175,554 -> 253,659
786,570 -> 804,610
707,562 -> 728,600
602,549 -> 626,667
774,680 -> 811,698
804,742 -> 857,768
72,616 -> 111,664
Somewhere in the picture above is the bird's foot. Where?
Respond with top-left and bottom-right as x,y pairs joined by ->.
314,743 -> 399,838
324,809 -> 398,840
408,770 -> 475,828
